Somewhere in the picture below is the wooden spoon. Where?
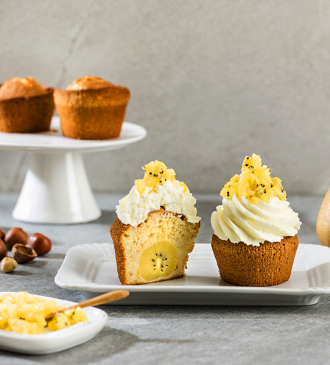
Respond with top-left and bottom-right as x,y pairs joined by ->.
45,290 -> 129,320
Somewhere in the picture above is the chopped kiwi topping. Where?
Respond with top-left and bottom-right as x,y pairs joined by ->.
220,154 -> 287,204
135,160 -> 188,194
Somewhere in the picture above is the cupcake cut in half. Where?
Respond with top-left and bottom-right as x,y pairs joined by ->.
111,160 -> 201,285
54,76 -> 130,140
0,77 -> 55,133
211,153 -> 301,287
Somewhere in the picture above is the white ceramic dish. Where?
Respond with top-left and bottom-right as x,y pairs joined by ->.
0,116 -> 147,153
0,293 -> 107,355
55,243 -> 330,306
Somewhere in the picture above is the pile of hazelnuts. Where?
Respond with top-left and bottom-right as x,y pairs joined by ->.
0,227 -> 51,273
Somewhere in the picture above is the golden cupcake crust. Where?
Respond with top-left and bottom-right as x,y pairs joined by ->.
0,83 -> 55,134
54,80 -> 130,140
0,77 -> 47,100
66,76 -> 114,90
211,234 -> 299,286
110,208 -> 201,285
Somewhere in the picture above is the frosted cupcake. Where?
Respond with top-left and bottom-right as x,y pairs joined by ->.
211,154 -> 301,286
111,160 -> 201,285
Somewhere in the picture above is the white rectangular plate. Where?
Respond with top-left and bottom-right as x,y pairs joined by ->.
55,243 -> 330,306
0,293 -> 107,355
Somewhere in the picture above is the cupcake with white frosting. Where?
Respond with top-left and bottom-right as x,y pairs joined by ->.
111,160 -> 200,285
211,154 -> 301,286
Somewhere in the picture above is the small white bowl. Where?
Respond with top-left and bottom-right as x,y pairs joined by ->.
0,292 -> 107,355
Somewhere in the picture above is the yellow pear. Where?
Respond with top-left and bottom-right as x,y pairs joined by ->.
316,188 -> 330,246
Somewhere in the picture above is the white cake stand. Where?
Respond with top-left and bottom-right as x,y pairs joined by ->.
0,116 -> 147,224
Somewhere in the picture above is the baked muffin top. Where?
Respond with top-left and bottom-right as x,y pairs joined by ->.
0,77 -> 47,100
66,76 -> 114,90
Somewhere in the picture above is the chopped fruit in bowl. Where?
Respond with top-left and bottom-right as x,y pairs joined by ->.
48,307 -> 88,331
0,292 -> 88,334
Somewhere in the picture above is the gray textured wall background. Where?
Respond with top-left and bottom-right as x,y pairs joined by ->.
0,0 -> 330,195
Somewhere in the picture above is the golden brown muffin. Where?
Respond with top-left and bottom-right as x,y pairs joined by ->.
111,209 -> 201,285
0,77 -> 55,133
54,76 -> 130,140
0,77 -> 47,100
66,76 -> 114,90
211,234 -> 299,286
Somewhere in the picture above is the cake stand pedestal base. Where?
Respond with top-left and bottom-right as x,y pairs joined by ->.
1,116 -> 146,224
13,152 -> 101,224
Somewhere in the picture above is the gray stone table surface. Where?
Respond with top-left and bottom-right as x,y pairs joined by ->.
0,193 -> 328,365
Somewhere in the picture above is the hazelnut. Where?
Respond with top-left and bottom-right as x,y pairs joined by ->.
4,227 -> 28,250
27,233 -> 51,256
12,244 -> 37,264
0,239 -> 7,260
0,228 -> 5,240
1,257 -> 17,273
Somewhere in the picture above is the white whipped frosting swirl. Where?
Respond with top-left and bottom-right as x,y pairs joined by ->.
211,194 -> 301,246
116,180 -> 201,227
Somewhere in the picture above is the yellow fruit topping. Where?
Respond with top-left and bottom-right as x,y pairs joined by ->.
0,292 -> 88,334
135,160 -> 188,194
138,240 -> 178,281
220,153 -> 287,204
48,307 -> 88,331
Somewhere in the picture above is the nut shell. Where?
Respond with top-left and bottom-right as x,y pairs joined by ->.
0,228 -> 5,240
4,227 -> 28,250
12,244 -> 37,264
1,257 -> 17,273
27,233 -> 51,255
0,239 -> 7,260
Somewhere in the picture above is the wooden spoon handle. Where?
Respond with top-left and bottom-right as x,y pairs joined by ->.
46,290 -> 129,319
73,290 -> 130,309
